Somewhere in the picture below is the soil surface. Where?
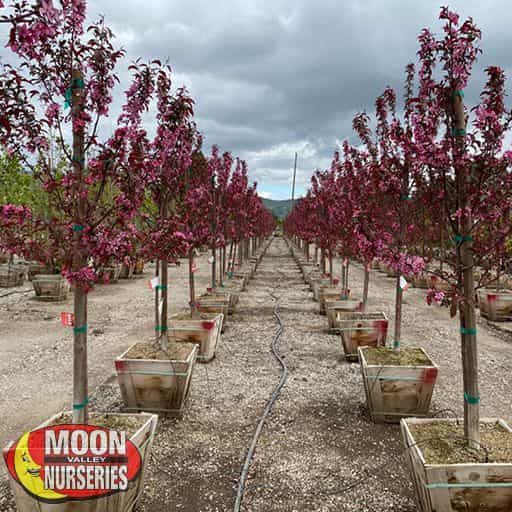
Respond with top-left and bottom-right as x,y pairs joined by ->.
1,237 -> 512,511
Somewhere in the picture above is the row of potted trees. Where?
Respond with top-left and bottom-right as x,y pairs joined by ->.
286,8 -> 512,512
0,1 -> 274,511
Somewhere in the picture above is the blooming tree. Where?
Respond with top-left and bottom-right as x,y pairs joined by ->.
412,8 -> 512,446
0,1 -> 157,422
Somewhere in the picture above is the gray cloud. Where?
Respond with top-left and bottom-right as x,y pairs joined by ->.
4,0 -> 512,198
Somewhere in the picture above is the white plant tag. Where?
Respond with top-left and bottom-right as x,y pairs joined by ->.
400,275 -> 409,291
150,276 -> 160,290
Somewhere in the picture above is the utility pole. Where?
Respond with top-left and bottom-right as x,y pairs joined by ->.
291,152 -> 298,208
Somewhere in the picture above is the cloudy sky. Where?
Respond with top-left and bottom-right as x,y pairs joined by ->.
12,1 -> 512,199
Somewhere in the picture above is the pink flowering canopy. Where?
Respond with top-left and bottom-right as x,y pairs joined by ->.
0,1 -> 160,289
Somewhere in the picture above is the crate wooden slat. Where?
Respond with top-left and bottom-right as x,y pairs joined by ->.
116,343 -> 197,416
359,346 -> 437,423
311,278 -> 331,301
169,313 -> 223,363
478,289 -> 512,322
401,417 -> 512,512
338,312 -> 388,360
0,265 -> 25,288
318,286 -> 345,314
32,275 -> 70,302
325,299 -> 361,331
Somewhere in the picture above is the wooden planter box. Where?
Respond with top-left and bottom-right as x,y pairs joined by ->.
339,312 -> 388,361
325,299 -> 361,331
205,290 -> 236,312
119,263 -> 135,279
359,346 -> 438,423
311,278 -> 331,301
99,265 -> 121,284
32,274 -> 70,302
134,260 -> 145,275
116,343 -> 197,416
169,314 -> 223,363
27,262 -> 51,281
401,418 -> 512,512
319,286 -> 346,314
196,295 -> 230,331
429,275 -> 451,293
229,272 -> 247,291
0,265 -> 25,288
412,273 -> 430,289
478,289 -> 512,322
4,411 -> 157,512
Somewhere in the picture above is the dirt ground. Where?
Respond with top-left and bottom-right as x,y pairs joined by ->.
0,237 -> 511,511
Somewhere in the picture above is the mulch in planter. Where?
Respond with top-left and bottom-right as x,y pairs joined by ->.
125,342 -> 194,361
364,347 -> 432,366
48,411 -> 148,437
408,421 -> 512,465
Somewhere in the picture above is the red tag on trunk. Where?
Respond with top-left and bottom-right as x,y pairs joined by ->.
333,278 -> 339,285
423,367 -> 438,384
487,294 -> 497,302
60,312 -> 74,327
201,321 -> 215,330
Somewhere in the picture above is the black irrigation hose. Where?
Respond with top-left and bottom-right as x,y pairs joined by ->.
233,240 -> 289,512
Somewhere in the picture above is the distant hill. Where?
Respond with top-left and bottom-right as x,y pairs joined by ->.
261,198 -> 299,219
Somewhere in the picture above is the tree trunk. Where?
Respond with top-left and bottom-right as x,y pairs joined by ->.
393,273 -> 403,351
454,88 -> 480,449
362,262 -> 370,312
211,245 -> 216,290
189,249 -> 196,318
345,259 -> 350,297
329,252 -> 333,285
160,259 -> 169,351
71,70 -> 88,424
154,259 -> 160,343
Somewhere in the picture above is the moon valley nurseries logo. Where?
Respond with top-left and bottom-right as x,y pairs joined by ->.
3,424 -> 142,503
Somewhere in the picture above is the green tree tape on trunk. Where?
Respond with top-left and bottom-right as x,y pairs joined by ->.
464,392 -> 480,404
73,324 -> 87,333
461,327 -> 477,335
73,397 -> 89,410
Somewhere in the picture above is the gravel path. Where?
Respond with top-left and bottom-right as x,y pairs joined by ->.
1,236 -> 511,511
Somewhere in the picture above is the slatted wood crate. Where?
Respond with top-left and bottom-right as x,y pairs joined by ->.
311,278 -> 331,301
196,294 -> 230,331
339,312 -> 388,360
116,343 -> 197,416
359,346 -> 438,423
401,417 -> 512,512
32,274 -> 70,301
170,314 -> 222,363
0,265 -> 25,288
478,289 -> 512,321
325,299 -> 361,331
319,286 -> 346,314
